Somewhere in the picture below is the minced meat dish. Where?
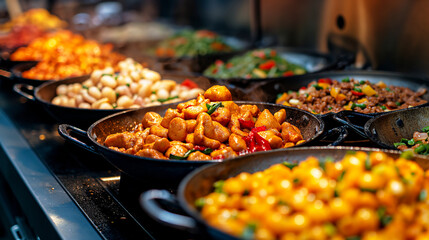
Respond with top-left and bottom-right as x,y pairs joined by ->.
276,77 -> 427,114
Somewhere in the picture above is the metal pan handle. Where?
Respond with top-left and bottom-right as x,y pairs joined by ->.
140,190 -> 199,233
58,124 -> 99,155
0,68 -> 12,79
326,126 -> 349,146
333,112 -> 371,139
13,84 -> 35,102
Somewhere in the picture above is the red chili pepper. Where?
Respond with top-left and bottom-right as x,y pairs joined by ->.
193,145 -> 207,151
282,71 -> 294,77
259,60 -> 276,70
254,132 -> 272,151
238,118 -> 255,129
181,79 -> 199,89
318,78 -> 332,84
251,126 -> 266,133
351,90 -> 364,96
300,86 -> 307,90
212,155 -> 224,160
215,60 -> 224,66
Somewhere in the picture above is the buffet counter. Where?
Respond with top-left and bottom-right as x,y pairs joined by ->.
0,81 -> 194,239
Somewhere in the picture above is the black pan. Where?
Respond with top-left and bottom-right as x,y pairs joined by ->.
14,74 -> 213,128
151,35 -> 251,74
140,146 -> 429,240
365,105 -> 429,150
200,47 -> 353,89
254,70 -> 429,141
58,102 -> 325,186
0,62 -> 50,86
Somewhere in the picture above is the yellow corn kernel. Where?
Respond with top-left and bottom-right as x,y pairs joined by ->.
318,83 -> 330,89
376,81 -> 387,88
358,98 -> 368,104
362,84 -> 377,96
306,95 -> 313,101
336,93 -> 346,102
276,93 -> 288,104
253,68 -> 267,78
330,87 -> 339,98
343,101 -> 353,110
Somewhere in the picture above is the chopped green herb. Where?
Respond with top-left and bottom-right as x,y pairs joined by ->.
380,105 -> 387,110
419,189 -> 427,201
114,75 -> 118,80
365,157 -> 371,170
158,96 -> 179,103
320,156 -> 334,171
112,103 -> 117,109
151,91 -> 156,95
338,171 -> 346,182
194,198 -> 205,210
206,102 -> 224,115
323,223 -> 336,237
400,150 -> 414,160
241,223 -> 257,240
312,84 -> 323,90
102,73 -> 112,77
422,126 -> 429,133
395,101 -> 401,106
116,92 -> 120,98
82,85 -> 89,89
360,80 -> 366,85
380,215 -> 393,227
353,87 -> 362,92
360,188 -> 377,193
243,189 -> 250,196
328,106 -> 333,110
293,178 -> 300,184
170,148 -> 213,160
214,180 -> 225,193
376,206 -> 386,219
386,87 -> 392,92
277,200 -> 288,206
334,189 -> 339,197
282,161 -> 298,169
126,83 -> 130,87
341,78 -> 350,82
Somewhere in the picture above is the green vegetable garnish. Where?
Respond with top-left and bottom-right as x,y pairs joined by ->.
380,105 -> 387,110
82,85 -> 89,89
158,96 -> 179,103
395,101 -> 401,106
365,157 -> 371,170
214,180 -> 225,193
400,150 -> 414,159
338,170 -> 346,182
341,78 -> 350,82
206,102 -> 223,115
422,126 -> 429,133
419,189 -> 427,201
169,148 -> 213,160
194,198 -> 205,210
320,156 -> 334,172
241,223 -> 257,240
282,162 -> 298,169
312,84 -> 323,90
352,87 -> 362,92
102,73 -> 112,77
386,87 -> 392,92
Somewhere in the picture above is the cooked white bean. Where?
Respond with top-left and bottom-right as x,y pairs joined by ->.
82,79 -> 93,87
82,90 -> 96,104
138,83 -> 152,98
170,90 -> 178,97
99,102 -> 113,109
187,88 -> 205,98
159,80 -> 176,91
115,85 -> 132,97
92,98 -> 109,109
129,104 -> 140,109
101,87 -> 116,103
91,70 -> 103,83
75,94 -> 83,106
149,94 -> 157,101
79,103 -> 91,109
100,75 -> 117,88
150,81 -> 162,92
157,89 -> 169,100
88,86 -> 102,99
56,85 -> 67,95
129,82 -> 141,94
67,91 -> 76,98
103,67 -> 114,75
117,95 -> 133,108
130,71 -> 140,81
72,83 -> 82,94
66,98 -> 76,108
52,96 -> 63,105
142,69 -> 161,82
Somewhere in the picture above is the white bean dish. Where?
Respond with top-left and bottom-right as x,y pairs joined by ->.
51,58 -> 204,109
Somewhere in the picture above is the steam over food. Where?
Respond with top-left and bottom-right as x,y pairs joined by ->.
101,85 -> 304,160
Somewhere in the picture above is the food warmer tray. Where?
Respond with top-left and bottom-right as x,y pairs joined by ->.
0,80 -> 374,239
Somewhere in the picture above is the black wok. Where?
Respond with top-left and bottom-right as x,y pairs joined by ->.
140,146 -> 429,239
58,102 -> 325,186
200,47 -> 353,89
0,61 -> 50,86
152,35 -> 251,74
14,74 -> 213,128
365,105 -> 429,150
254,70 -> 429,141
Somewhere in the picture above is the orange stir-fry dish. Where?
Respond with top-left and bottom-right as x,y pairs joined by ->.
196,151 -> 429,240
0,8 -> 66,32
102,85 -> 304,160
10,30 -> 125,80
